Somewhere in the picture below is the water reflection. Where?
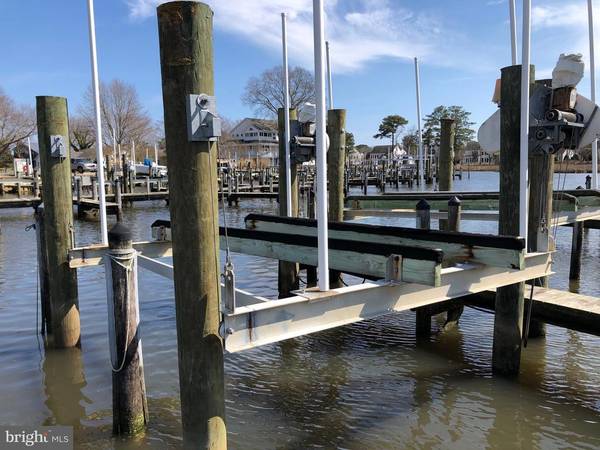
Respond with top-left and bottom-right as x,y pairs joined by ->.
43,347 -> 89,428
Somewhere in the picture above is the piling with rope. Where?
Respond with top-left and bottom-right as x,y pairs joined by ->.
36,96 -> 80,348
157,2 -> 226,447
105,223 -> 148,435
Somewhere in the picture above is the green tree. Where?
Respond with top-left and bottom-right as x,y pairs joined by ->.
401,128 -> 419,156
373,115 -> 408,148
422,106 -> 475,152
344,131 -> 355,153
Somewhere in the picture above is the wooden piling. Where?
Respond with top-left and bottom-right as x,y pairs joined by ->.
157,2 -> 226,448
493,65 -> 533,376
106,223 -> 148,435
36,96 -> 80,348
527,141 -> 554,338
569,221 -> 584,280
443,196 -> 464,329
277,107 -> 299,298
415,199 -> 432,336
327,109 -> 346,288
438,118 -> 455,231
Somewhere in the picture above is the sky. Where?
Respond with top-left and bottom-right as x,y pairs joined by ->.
0,0 -> 598,146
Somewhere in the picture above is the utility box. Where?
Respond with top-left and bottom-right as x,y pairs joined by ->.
186,94 -> 222,142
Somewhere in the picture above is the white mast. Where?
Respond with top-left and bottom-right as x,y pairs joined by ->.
86,0 -> 108,245
281,13 -> 293,216
27,137 -> 33,175
509,0 -> 518,65
313,0 -> 329,291
326,41 -> 334,109
588,0 -> 598,188
519,0 -> 531,241
414,57 -> 425,187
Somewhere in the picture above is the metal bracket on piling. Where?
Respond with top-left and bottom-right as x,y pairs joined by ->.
222,262 -> 236,314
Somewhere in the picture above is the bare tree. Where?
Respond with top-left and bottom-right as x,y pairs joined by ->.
242,66 -> 315,117
81,79 -> 154,147
0,88 -> 35,156
70,115 -> 95,152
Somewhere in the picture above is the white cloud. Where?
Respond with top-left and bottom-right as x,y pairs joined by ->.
125,0 -> 462,73
532,3 -> 591,29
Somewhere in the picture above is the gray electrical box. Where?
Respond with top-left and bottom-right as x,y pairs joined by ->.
50,135 -> 67,158
186,94 -> 222,142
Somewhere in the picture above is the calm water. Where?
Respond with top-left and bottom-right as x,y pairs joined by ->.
1,172 -> 599,449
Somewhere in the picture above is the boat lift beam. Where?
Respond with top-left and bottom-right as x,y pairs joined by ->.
222,252 -> 551,353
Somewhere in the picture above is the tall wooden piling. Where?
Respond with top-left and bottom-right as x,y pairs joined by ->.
438,118 -> 456,230
106,223 -> 148,435
443,196 -> 464,329
415,199 -> 432,336
327,109 -> 346,288
527,137 -> 554,337
36,96 -> 80,348
569,221 -> 584,280
493,65 -> 533,376
157,2 -> 226,448
114,179 -> 123,222
278,107 -> 300,298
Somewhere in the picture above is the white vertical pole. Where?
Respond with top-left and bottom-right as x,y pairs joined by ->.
27,137 -> 33,174
154,142 -> 159,164
281,13 -> 293,216
313,0 -> 329,291
509,0 -> 518,65
112,125 -> 117,168
414,57 -> 425,187
86,0 -> 108,245
520,0 -> 531,242
588,0 -> 598,189
132,139 -> 136,165
326,41 -> 334,109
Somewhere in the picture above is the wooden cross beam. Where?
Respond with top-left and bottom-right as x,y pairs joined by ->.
244,214 -> 525,270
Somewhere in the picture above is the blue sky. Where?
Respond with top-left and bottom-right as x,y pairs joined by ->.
1,0 -> 597,146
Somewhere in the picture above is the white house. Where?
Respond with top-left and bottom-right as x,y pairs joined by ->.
366,144 -> 406,161
225,118 -> 279,168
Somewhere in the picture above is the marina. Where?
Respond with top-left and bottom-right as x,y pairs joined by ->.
2,0 -> 600,449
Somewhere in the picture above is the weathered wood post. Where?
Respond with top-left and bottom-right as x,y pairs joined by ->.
438,118 -> 455,230
415,199 -> 432,336
36,96 -> 80,348
277,107 -> 300,298
35,205 -> 50,335
443,196 -> 464,329
493,65 -> 533,376
569,221 -> 584,280
327,109 -> 346,288
105,223 -> 148,435
157,3 -> 226,447
527,120 -> 554,337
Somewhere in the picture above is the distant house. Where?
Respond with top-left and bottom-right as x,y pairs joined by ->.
347,148 -> 363,165
222,118 -> 279,168
366,144 -> 405,161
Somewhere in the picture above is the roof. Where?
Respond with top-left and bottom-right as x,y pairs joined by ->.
370,144 -> 400,154
231,118 -> 277,134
